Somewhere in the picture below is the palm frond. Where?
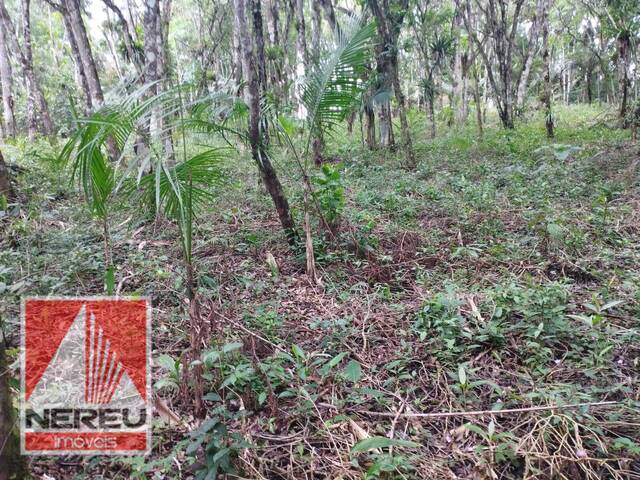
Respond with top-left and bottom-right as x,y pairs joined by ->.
60,82 -> 229,224
301,16 -> 376,138
130,148 -> 227,220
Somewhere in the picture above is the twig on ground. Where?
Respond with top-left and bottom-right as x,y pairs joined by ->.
320,400 -> 624,419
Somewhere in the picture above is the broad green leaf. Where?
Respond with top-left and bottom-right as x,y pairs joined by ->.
351,436 -> 420,454
157,354 -> 176,372
342,360 -> 362,383
458,364 -> 467,386
203,392 -> 222,402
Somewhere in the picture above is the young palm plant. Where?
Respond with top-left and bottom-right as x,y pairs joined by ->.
61,83 -> 226,296
61,83 -> 227,417
274,15 -> 375,281
299,16 -> 376,165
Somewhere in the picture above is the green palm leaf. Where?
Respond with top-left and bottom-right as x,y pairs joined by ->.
301,16 -> 376,138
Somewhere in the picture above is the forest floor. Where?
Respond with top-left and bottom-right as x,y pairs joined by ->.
1,105 -> 640,479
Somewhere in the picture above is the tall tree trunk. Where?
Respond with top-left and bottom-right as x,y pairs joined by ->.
369,0 -> 415,164
515,0 -> 543,112
452,11 -> 469,127
311,0 -> 321,65
158,0 -> 171,82
585,69 -> 593,105
542,0 -> 553,138
64,0 -> 104,106
616,32 -> 630,127
232,0 -> 244,91
0,19 -> 15,138
458,0 -> 523,129
139,0 -> 160,169
235,0 -> 296,245
22,0 -> 53,136
294,0 -> 307,118
0,148 -> 11,199
265,0 -> 282,94
390,54 -> 416,167
101,0 -> 142,73
319,0 -> 337,35
365,90 -> 376,149
250,0 -> 268,91
378,97 -> 393,146
427,94 -> 436,138
56,4 -> 92,114
0,330 -> 27,480
266,0 -> 279,44
473,67 -> 483,138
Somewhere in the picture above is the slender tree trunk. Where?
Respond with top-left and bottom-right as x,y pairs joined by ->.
158,0 -> 171,82
294,0 -> 307,118
0,19 -> 15,138
428,95 -> 436,138
250,0 -> 268,91
64,0 -> 104,106
266,0 -> 282,93
0,148 -> 11,199
139,0 -> 160,169
232,0 -> 244,91
378,98 -> 393,146
452,11 -> 467,126
365,102 -> 376,149
319,0 -> 337,35
617,33 -> 630,127
59,7 -> 91,114
0,330 -> 27,480
515,0 -> 543,112
311,0 -> 321,65
266,0 -> 279,44
235,0 -> 296,245
542,0 -> 553,138
0,0 -> 53,137
391,54 -> 416,167
101,0 -> 142,73
473,67 -> 483,138
369,0 -> 415,164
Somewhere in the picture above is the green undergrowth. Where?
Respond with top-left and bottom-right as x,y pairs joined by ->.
1,106 -> 638,479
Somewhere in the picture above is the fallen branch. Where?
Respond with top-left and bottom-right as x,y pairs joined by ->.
322,400 -> 624,419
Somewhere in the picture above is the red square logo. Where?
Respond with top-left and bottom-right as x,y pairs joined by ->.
21,298 -> 151,455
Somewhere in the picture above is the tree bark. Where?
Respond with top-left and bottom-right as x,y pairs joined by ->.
50,0 -> 92,114
452,10 -> 469,127
250,0 -> 268,91
0,17 -> 15,138
266,0 -> 279,45
294,0 -> 307,118
369,0 -> 415,166
0,330 -> 27,480
235,0 -> 297,245
232,0 -> 244,91
365,100 -> 376,149
101,0 -> 142,73
473,66 -> 483,138
515,0 -> 544,111
616,32 -> 630,127
0,0 -> 53,137
63,0 -> 104,107
0,148 -> 11,199
459,0 -> 524,129
311,0 -> 321,65
319,0 -> 337,35
428,94 -> 436,138
542,0 -> 553,137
